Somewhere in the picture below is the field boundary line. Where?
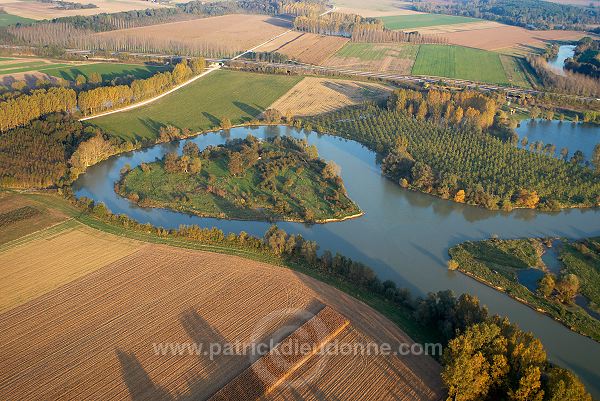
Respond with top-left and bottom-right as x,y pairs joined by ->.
79,65 -> 221,121
0,218 -> 77,252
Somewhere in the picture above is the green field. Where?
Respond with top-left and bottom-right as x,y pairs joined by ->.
0,59 -> 166,82
45,63 -> 167,82
381,13 -> 480,30
0,12 -> 34,27
335,42 -> 419,61
412,44 -> 509,84
92,70 -> 303,141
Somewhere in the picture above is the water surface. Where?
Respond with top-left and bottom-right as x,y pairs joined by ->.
516,119 -> 600,162
547,44 -> 576,76
74,125 -> 600,397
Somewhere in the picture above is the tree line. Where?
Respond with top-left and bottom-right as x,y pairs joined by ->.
387,87 -> 500,131
293,12 -> 448,44
412,0 -> 600,30
565,37 -> 600,79
0,58 -> 204,131
64,192 -> 593,401
527,55 -> 600,98
304,104 -> 600,210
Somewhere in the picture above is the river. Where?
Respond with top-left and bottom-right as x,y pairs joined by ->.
547,44 -> 576,76
73,125 -> 600,397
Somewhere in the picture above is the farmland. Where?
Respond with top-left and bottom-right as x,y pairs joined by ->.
270,77 -> 392,116
0,236 -> 443,400
91,70 -> 303,141
0,0 -> 166,20
442,25 -> 587,53
254,31 -> 348,64
0,58 -> 166,83
0,10 -> 33,26
94,14 -> 291,58
324,42 -> 419,74
0,192 -> 68,244
412,44 -> 509,84
381,13 -> 481,30
0,219 -> 143,312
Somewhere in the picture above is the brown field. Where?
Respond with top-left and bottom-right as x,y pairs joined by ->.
269,77 -> 392,116
0,240 -> 443,400
95,14 -> 292,55
332,0 -> 418,16
413,20 -> 503,35
0,0 -> 166,19
323,43 -> 419,74
255,31 -> 349,64
0,220 -> 143,312
443,25 -> 589,53
0,192 -> 68,245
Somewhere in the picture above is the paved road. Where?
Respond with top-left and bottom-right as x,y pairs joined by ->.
79,8 -> 337,121
228,59 -> 599,102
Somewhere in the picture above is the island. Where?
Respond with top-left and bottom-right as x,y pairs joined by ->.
115,135 -> 362,223
449,237 -> 600,342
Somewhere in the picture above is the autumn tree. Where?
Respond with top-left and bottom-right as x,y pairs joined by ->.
555,273 -> 580,303
537,273 -> 555,298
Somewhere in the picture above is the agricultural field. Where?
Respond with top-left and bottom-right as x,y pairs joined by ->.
270,77 -> 392,116
0,58 -> 165,84
0,219 -> 143,312
332,0 -> 419,17
0,192 -> 68,244
254,31 -> 349,64
0,240 -> 443,400
95,14 -> 291,58
0,0 -> 166,20
442,25 -> 587,54
412,44 -> 509,84
412,20 -> 503,35
381,13 -> 481,30
91,70 -> 303,141
324,42 -> 419,74
500,54 -> 536,88
0,10 -> 33,26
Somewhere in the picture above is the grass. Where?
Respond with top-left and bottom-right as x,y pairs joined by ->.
91,70 -> 303,141
0,59 -> 166,82
412,44 -> 509,84
561,238 -> 600,313
44,63 -> 167,82
0,12 -> 34,27
500,55 -> 533,88
119,137 -> 360,222
449,238 -> 600,342
335,42 -> 419,61
381,13 -> 480,30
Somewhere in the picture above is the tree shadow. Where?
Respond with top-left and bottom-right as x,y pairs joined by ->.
233,101 -> 263,117
202,112 -> 221,127
117,300 -> 325,401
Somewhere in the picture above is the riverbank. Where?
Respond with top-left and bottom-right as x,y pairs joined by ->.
115,134 -> 362,224
449,238 -> 600,342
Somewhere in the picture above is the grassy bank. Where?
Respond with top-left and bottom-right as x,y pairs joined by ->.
117,136 -> 361,223
449,238 -> 600,342
91,70 -> 303,141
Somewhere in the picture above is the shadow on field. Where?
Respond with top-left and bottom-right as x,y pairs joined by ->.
116,300 -> 325,400
233,101 -> 263,117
